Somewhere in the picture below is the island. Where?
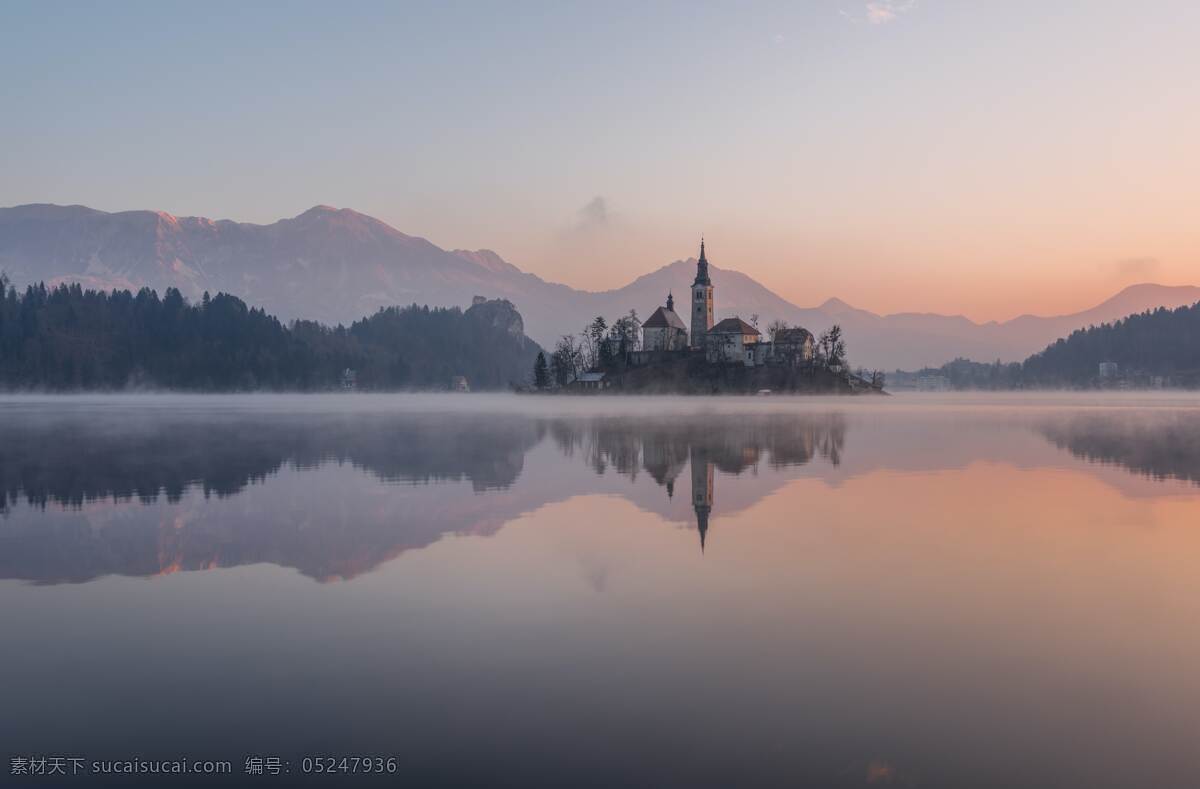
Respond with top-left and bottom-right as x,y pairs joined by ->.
529,241 -> 886,395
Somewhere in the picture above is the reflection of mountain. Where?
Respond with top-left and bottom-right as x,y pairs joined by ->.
0,412 -> 543,584
12,403 -> 1196,585
0,413 -> 538,509
1039,413 -> 1200,486
0,409 -> 848,583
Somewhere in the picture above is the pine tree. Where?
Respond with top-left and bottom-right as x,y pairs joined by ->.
0,284 -> 543,391
533,351 -> 550,390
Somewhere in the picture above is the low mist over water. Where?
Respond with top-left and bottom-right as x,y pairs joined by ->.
4,393 -> 1200,788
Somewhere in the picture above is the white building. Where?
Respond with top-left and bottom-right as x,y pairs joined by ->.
705,317 -> 762,365
642,293 -> 689,351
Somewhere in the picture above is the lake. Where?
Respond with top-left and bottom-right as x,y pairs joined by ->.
3,393 -> 1200,788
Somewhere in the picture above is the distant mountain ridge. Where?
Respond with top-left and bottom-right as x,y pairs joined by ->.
2,202 -> 1198,369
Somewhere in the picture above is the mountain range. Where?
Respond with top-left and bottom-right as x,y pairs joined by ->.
2,202 -> 1198,370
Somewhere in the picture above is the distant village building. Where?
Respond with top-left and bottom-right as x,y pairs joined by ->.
1099,361 -> 1119,379
341,368 -> 357,391
451,375 -> 471,392
642,292 -> 689,351
917,373 -> 950,391
690,239 -> 715,349
705,317 -> 761,365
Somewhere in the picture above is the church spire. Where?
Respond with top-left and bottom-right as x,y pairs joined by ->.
666,291 -> 674,311
693,237 -> 711,286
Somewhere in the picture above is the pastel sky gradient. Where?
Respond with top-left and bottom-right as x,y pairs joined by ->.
3,1 -> 1199,320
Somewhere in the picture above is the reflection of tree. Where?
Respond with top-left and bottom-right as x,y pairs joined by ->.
549,414 -> 847,490
1040,413 -> 1200,485
0,413 -> 544,584
0,410 -> 850,582
549,414 -> 848,553
0,414 -> 541,511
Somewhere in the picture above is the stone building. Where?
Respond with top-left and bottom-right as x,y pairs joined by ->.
772,327 -> 815,365
642,293 -> 689,351
705,317 -> 761,365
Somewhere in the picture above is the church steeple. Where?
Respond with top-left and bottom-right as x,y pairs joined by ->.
693,237 -> 711,286
666,291 -> 675,311
690,237 -> 715,348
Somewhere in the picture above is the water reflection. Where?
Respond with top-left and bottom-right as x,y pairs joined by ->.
1,403 -> 1197,586
5,398 -> 1200,788
547,414 -> 847,552
1039,411 -> 1200,485
0,413 -> 540,507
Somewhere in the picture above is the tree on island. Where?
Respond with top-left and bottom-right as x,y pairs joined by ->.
598,336 -> 617,369
582,316 -> 607,369
609,310 -> 642,356
532,351 -> 550,390
551,335 -> 583,386
817,325 -> 846,368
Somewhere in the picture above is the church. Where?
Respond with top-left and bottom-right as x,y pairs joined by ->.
637,240 -> 814,367
642,292 -> 688,351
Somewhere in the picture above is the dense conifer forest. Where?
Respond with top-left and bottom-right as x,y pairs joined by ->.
0,276 -> 541,391
1020,303 -> 1200,385
904,301 -> 1200,388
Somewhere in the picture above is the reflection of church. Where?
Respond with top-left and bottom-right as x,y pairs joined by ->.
690,447 -> 714,552
631,414 -> 846,554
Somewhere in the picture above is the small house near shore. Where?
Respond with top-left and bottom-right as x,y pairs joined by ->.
574,372 -> 610,390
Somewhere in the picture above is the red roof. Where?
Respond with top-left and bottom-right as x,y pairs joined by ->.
643,305 -> 687,330
709,317 -> 760,335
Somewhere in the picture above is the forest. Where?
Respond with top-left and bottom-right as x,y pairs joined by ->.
0,274 -> 541,391
907,301 -> 1200,388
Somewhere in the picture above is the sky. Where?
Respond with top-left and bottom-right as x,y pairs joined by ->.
3,1 -> 1200,321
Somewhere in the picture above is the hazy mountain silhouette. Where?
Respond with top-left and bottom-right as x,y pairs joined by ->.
4,203 -> 1198,369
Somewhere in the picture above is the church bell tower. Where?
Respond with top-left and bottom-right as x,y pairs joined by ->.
690,238 -> 714,349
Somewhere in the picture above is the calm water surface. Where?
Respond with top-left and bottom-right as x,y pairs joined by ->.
3,393 -> 1200,788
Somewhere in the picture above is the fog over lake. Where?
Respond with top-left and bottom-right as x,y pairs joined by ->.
3,393 -> 1200,788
